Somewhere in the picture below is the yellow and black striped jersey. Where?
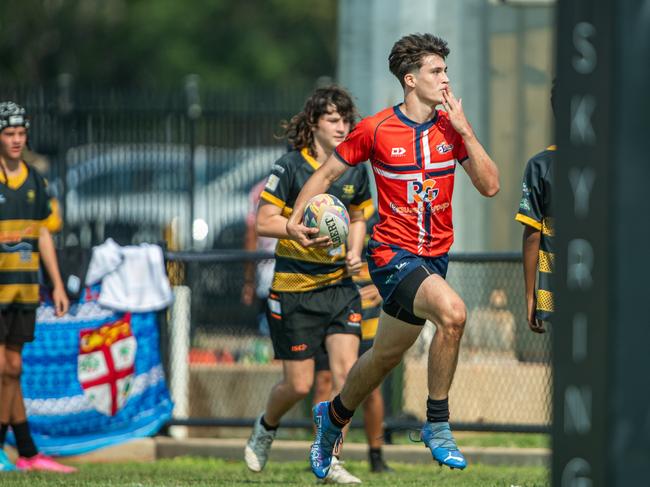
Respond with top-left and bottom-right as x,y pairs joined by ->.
0,162 -> 56,309
261,148 -> 373,292
515,146 -> 555,321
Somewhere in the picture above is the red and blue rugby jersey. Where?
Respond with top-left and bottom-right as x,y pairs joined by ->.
334,105 -> 468,257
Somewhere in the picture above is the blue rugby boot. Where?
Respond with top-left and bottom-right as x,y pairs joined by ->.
421,421 -> 467,470
309,401 -> 343,479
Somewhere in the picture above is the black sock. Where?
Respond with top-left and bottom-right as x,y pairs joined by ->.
260,415 -> 278,431
0,423 -> 8,447
328,395 -> 354,428
12,421 -> 38,458
369,447 -> 382,458
426,397 -> 449,423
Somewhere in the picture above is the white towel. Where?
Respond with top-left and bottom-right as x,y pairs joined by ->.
86,238 -> 173,312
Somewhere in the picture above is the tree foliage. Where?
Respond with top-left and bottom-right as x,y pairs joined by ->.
0,0 -> 337,88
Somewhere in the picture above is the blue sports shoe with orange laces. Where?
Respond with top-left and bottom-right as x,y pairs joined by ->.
0,449 -> 17,472
309,401 -> 343,479
421,421 -> 467,470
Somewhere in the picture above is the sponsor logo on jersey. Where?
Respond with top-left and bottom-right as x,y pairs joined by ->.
391,147 -> 406,157
265,174 -> 280,191
436,142 -> 454,154
26,190 -> 35,203
348,312 -> 362,323
347,311 -> 362,328
342,184 -> 355,196
389,201 -> 450,215
272,164 -> 285,174
407,178 -> 439,203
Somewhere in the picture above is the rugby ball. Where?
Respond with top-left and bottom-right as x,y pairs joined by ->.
303,194 -> 350,247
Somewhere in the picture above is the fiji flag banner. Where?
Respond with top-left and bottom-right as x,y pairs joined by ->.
18,300 -> 174,456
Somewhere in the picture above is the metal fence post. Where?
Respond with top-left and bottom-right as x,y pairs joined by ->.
169,285 -> 191,439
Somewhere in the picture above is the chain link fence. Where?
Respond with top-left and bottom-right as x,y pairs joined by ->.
0,84 -> 551,434
164,251 -> 551,435
0,82 -> 310,250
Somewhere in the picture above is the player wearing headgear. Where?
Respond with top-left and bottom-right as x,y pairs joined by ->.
0,101 -> 75,473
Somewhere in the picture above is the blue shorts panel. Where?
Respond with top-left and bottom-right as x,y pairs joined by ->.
366,239 -> 449,304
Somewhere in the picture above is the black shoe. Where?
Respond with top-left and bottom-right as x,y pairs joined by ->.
369,450 -> 394,473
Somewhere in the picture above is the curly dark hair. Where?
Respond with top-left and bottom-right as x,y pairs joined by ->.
388,33 -> 450,88
280,86 -> 358,156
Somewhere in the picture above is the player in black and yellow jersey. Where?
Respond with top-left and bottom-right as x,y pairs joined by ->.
245,87 -> 371,483
0,102 -> 74,473
516,145 -> 555,332
515,83 -> 556,333
313,210 -> 394,473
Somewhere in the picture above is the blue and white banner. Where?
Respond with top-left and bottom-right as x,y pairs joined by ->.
16,295 -> 173,456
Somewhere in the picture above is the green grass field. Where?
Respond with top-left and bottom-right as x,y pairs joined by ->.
279,429 -> 550,449
0,457 -> 549,486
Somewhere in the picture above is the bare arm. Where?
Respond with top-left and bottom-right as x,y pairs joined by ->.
39,226 -> 69,317
286,156 -> 350,246
344,209 -> 366,276
256,201 -> 292,239
442,88 -> 500,197
460,134 -> 500,197
522,225 -> 544,333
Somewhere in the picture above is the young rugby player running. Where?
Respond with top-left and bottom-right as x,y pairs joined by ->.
245,86 -> 372,484
286,34 -> 500,479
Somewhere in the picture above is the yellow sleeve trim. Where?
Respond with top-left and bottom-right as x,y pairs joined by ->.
43,198 -> 63,233
361,204 -> 375,221
260,191 -> 285,209
350,199 -> 374,212
515,213 -> 542,231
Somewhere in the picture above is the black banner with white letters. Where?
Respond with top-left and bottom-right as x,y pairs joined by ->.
555,1 -> 650,486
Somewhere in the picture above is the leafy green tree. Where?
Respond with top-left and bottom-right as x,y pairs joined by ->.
0,0 -> 337,88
